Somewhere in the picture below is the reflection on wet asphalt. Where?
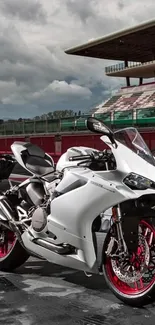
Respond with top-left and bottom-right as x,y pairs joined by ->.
0,258 -> 154,325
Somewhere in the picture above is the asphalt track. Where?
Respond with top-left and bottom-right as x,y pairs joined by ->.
0,257 -> 155,325
0,176 -> 155,324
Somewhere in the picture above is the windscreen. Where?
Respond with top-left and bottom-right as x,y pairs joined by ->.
114,127 -> 155,166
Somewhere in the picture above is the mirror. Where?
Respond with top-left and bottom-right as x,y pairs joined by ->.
86,117 -> 111,134
86,117 -> 116,146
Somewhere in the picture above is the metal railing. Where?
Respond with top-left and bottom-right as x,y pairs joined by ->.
105,60 -> 155,74
0,109 -> 155,136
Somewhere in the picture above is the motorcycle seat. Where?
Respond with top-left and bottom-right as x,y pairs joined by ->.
11,141 -> 55,177
25,156 -> 54,176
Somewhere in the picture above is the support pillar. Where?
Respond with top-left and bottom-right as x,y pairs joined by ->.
139,77 -> 143,85
125,61 -> 130,87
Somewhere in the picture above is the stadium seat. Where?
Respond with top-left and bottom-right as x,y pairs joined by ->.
102,95 -> 122,108
93,83 -> 155,128
76,118 -> 86,130
114,110 -> 133,126
136,108 -> 155,125
76,115 -> 91,130
94,113 -> 111,123
60,118 -> 75,132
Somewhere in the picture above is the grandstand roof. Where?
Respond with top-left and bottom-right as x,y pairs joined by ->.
65,19 -> 155,62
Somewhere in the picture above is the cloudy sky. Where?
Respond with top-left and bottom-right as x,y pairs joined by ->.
0,0 -> 154,119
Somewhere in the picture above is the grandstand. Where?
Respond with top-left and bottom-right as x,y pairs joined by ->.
2,19 -> 155,136
2,19 -> 155,158
66,19 -> 155,128
95,83 -> 155,113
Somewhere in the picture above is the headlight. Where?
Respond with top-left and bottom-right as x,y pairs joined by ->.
123,173 -> 155,190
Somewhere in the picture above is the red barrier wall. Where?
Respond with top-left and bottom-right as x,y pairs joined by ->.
0,131 -> 155,163
61,134 -> 106,153
30,135 -> 55,153
61,132 -> 155,153
0,137 -> 25,152
141,132 -> 155,150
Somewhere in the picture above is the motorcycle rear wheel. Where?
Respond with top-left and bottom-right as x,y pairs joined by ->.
103,219 -> 155,306
0,228 -> 29,271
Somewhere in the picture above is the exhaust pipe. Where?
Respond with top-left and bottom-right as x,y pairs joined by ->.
0,196 -> 22,243
0,196 -> 17,221
35,238 -> 72,255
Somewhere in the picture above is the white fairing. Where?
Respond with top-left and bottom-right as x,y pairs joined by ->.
20,128 -> 155,273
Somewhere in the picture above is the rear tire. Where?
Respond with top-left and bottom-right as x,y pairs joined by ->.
0,230 -> 29,272
102,219 -> 155,306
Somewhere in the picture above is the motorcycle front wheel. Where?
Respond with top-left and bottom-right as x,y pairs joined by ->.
103,219 -> 155,306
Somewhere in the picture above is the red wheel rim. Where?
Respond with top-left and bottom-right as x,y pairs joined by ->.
105,220 -> 155,295
0,230 -> 16,259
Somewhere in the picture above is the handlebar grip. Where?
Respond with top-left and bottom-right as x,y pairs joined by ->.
69,154 -> 91,161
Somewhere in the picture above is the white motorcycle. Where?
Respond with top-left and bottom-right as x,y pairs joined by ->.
0,117 -> 155,306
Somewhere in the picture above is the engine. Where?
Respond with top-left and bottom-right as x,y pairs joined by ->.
31,202 -> 50,233
26,180 -> 58,234
17,195 -> 50,233
0,172 -> 61,241
18,181 -> 49,232
26,182 -> 45,207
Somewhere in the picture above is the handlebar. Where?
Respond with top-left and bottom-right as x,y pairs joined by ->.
69,151 -> 108,162
69,154 -> 91,161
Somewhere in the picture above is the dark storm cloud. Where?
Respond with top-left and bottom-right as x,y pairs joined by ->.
117,1 -> 125,10
0,0 -> 47,23
0,27 -> 67,88
65,0 -> 96,23
0,27 -> 33,65
0,23 -> 104,98
64,0 -> 129,42
0,0 -> 154,119
0,26 -> 44,87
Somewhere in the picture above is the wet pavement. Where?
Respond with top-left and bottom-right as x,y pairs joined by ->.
0,257 -> 154,325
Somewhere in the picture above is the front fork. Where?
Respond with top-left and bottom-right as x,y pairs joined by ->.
112,205 -> 128,255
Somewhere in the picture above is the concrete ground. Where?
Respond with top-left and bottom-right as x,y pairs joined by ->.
0,257 -> 154,325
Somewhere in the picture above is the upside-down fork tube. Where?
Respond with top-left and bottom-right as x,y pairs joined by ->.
112,206 -> 128,253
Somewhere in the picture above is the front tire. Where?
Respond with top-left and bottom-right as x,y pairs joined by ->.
103,219 -> 155,306
0,229 -> 29,271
